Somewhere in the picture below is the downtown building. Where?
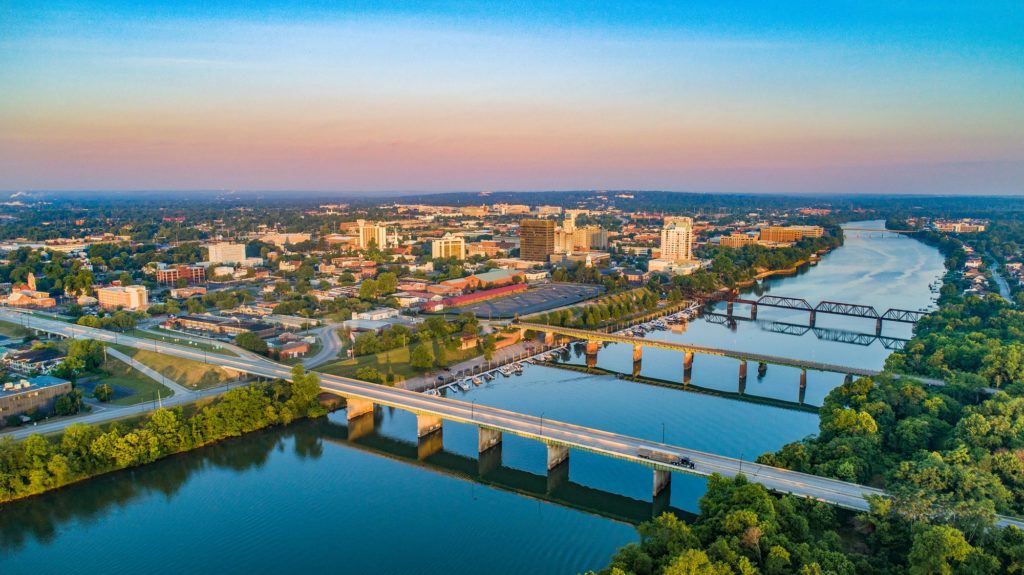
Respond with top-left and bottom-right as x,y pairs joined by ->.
520,219 -> 555,262
96,285 -> 149,311
431,233 -> 466,260
206,242 -> 247,264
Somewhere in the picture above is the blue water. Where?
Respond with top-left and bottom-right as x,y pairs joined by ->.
0,221 -> 944,575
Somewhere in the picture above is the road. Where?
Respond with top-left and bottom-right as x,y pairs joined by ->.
303,323 -> 344,367
3,308 -> 1022,529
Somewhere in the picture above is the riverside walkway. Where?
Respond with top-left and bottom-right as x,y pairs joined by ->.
3,309 -> 1019,529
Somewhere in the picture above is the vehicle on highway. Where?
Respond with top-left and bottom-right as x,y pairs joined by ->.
638,447 -> 696,469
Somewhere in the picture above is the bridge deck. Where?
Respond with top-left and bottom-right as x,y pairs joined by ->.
4,310 -> 1018,529
516,322 -> 880,376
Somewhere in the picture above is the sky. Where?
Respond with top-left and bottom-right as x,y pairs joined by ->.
1,1 -> 1022,194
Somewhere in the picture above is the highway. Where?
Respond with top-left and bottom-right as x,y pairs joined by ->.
3,309 -> 1022,529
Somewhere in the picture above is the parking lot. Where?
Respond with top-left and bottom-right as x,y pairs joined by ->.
450,282 -> 604,319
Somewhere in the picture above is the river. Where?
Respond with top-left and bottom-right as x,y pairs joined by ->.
0,221 -> 945,575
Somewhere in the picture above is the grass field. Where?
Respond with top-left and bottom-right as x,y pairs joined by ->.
97,357 -> 177,406
112,344 -> 242,390
0,320 -> 31,339
316,340 -> 480,382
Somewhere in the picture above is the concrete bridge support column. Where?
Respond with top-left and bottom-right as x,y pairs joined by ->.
417,413 -> 443,438
478,443 -> 502,476
750,303 -> 758,320
632,344 -> 643,377
726,301 -> 734,317
547,443 -> 569,470
653,469 -> 672,497
346,397 -> 375,420
417,427 -> 443,460
875,318 -> 883,336
738,361 -> 747,394
757,362 -> 768,378
683,351 -> 694,373
585,340 -> 600,369
799,370 -> 807,404
347,412 -> 375,440
808,310 -> 816,328
478,426 -> 502,453
544,331 -> 555,346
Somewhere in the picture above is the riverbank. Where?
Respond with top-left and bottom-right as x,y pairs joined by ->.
0,371 -> 326,506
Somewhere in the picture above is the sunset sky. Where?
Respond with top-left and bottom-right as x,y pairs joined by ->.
2,1 -> 1022,194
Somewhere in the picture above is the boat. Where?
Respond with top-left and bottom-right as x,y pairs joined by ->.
458,379 -> 471,391
472,377 -> 482,385
483,373 -> 495,381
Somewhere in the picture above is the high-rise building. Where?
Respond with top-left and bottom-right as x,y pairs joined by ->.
431,233 -> 466,260
520,219 -> 555,262
660,217 -> 694,262
356,219 -> 389,249
96,285 -> 149,310
206,242 -> 247,264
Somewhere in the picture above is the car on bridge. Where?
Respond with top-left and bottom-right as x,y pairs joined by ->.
638,447 -> 695,469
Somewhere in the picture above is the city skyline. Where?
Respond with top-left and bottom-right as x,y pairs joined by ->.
2,1 -> 1022,194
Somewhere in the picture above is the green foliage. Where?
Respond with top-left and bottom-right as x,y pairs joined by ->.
410,343 -> 434,371
0,375 -> 326,503
234,332 -> 269,355
93,383 -> 114,402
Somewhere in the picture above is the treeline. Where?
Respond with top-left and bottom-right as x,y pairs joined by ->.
0,365 -> 325,504
532,288 -> 659,328
597,473 -> 1024,575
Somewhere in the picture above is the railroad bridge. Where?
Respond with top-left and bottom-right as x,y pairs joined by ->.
724,294 -> 928,335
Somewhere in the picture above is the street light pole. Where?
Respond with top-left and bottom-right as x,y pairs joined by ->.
539,412 -> 545,437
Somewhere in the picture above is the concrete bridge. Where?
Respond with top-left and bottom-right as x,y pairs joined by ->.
725,294 -> 928,335
514,321 -> 880,401
5,309 -> 1020,529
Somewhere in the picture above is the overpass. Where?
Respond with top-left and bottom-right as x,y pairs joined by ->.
4,309 -> 1021,529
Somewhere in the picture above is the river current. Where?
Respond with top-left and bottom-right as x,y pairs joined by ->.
0,221 -> 945,575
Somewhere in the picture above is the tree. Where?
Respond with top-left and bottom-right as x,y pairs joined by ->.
481,334 -> 497,361
359,279 -> 379,300
94,383 -> 114,402
376,272 -> 398,295
410,343 -> 434,371
908,525 -> 973,575
235,332 -> 269,355
53,390 -> 84,416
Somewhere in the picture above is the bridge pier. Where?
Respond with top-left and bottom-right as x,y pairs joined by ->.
347,411 -> 375,440
799,369 -> 807,404
478,426 -> 502,453
633,344 -> 643,377
844,373 -> 854,385
547,454 -> 569,494
726,301 -> 734,317
750,303 -> 757,320
808,310 -> 816,328
547,443 -> 569,470
544,331 -> 556,346
585,340 -> 600,368
417,413 -> 443,438
478,442 -> 502,476
417,427 -> 443,460
757,362 -> 767,378
683,351 -> 694,382
738,361 -> 747,394
875,318 -> 883,336
346,397 -> 375,420
653,469 -> 671,497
